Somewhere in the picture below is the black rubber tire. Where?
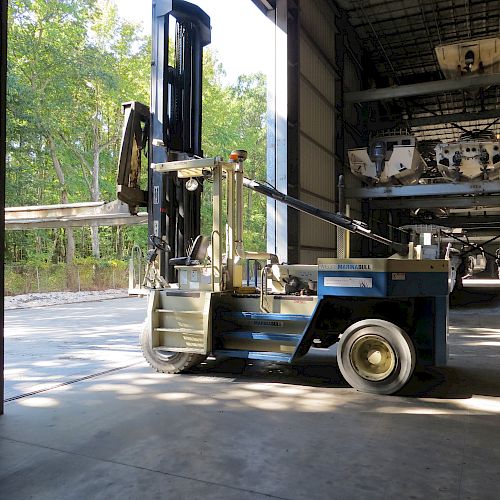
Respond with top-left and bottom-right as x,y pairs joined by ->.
337,319 -> 416,395
140,325 -> 206,374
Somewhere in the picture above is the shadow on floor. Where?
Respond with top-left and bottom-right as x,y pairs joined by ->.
188,292 -> 500,400
450,288 -> 500,308
191,355 -> 350,389
189,355 -> 500,401
398,364 -> 500,399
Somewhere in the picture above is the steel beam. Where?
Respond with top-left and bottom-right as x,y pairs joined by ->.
266,0 -> 290,263
251,0 -> 275,14
347,181 -> 500,199
369,195 -> 500,210
5,200 -> 147,230
462,280 -> 500,289
367,108 -> 500,131
345,73 -> 500,103
428,215 -> 500,227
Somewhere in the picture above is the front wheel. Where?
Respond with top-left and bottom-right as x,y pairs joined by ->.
140,325 -> 206,374
337,319 -> 416,395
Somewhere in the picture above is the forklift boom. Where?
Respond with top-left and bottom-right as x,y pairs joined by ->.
242,177 -> 409,256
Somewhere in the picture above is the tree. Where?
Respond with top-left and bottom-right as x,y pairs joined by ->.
56,1 -> 150,258
7,0 -> 150,264
6,3 -> 268,270
8,0 -> 98,265
201,50 -> 268,251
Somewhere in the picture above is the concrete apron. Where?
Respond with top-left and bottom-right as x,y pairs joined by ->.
1,296 -> 500,499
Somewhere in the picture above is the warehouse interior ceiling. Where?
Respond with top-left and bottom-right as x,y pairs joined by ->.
253,0 -> 500,145
336,0 -> 500,144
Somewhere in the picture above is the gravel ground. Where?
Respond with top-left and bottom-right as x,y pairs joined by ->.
4,289 -> 130,310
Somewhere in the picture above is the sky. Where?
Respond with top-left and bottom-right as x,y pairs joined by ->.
115,0 -> 274,85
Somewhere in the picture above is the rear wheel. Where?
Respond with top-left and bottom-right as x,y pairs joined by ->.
140,325 -> 206,373
337,319 -> 416,395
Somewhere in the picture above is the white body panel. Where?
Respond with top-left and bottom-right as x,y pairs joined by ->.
348,136 -> 425,185
435,139 -> 500,181
435,37 -> 500,78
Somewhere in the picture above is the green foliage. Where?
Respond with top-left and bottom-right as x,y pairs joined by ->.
4,259 -> 129,294
7,0 -> 151,264
6,1 -> 269,277
4,267 -> 27,295
201,51 -> 267,251
74,256 -> 127,270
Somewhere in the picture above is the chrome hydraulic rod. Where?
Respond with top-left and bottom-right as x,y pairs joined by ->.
242,177 -> 408,256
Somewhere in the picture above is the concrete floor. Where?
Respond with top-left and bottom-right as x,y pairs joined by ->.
1,294 -> 500,499
3,298 -> 145,400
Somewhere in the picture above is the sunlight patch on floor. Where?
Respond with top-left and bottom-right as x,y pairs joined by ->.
457,396 -> 500,414
18,396 -> 60,408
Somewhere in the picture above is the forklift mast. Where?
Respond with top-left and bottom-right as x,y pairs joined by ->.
117,1 -> 211,282
150,0 -> 211,281
117,0 -> 211,282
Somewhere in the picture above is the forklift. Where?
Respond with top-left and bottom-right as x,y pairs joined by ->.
117,0 -> 449,395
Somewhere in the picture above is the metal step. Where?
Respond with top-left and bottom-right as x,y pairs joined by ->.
220,331 -> 301,343
220,311 -> 310,322
155,327 -> 204,335
213,349 -> 292,363
154,346 -> 205,354
156,309 -> 203,315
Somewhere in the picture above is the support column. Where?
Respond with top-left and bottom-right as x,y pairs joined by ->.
266,0 -> 289,263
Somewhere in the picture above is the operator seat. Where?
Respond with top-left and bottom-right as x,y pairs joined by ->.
169,235 -> 210,266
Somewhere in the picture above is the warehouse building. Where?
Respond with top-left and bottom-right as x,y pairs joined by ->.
1,1 -> 500,498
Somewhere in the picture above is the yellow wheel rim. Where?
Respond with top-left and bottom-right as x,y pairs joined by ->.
350,334 -> 396,382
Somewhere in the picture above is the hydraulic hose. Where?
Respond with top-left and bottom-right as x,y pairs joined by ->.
242,177 -> 408,256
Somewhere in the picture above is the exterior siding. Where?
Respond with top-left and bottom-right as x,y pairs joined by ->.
266,0 -> 364,262
297,0 -> 337,263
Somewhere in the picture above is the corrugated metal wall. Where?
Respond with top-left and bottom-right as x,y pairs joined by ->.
336,12 -> 365,257
296,0 -> 338,263
265,0 -> 364,263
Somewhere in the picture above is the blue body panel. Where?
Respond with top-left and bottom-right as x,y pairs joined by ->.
318,271 -> 449,298
214,259 -> 449,367
314,263 -> 449,366
221,311 -> 310,322
221,331 -> 302,343
434,296 -> 449,365
213,349 -> 292,362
